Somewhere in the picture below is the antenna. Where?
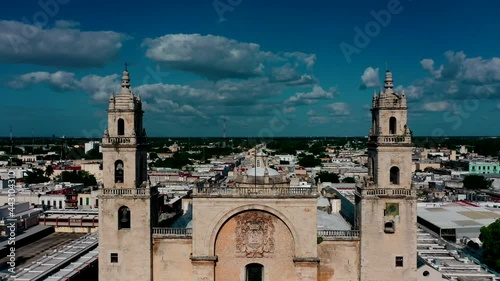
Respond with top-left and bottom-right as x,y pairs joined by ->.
385,61 -> 388,71
223,118 -> 226,148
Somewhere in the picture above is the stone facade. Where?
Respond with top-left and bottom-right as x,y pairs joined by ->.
99,69 -> 417,281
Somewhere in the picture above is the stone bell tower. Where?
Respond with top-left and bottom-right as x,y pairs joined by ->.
99,66 -> 157,281
355,69 -> 417,281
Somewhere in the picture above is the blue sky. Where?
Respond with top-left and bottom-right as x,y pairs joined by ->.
1,0 -> 500,137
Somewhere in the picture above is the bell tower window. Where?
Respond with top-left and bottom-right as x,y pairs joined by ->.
246,263 -> 263,281
115,160 -> 124,183
118,206 -> 131,229
118,118 -> 125,136
390,166 -> 400,185
389,117 -> 397,134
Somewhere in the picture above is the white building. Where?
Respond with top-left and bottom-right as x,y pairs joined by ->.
84,141 -> 101,154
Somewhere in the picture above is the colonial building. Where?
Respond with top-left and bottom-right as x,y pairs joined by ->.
98,68 -> 417,281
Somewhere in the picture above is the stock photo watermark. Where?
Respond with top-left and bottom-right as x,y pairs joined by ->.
431,82 -> 495,140
258,106 -> 296,141
9,0 -> 71,53
339,0 -> 410,64
7,170 -> 17,275
213,0 -> 243,22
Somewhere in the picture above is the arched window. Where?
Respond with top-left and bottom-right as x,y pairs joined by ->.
384,221 -> 395,233
118,206 -> 131,229
246,263 -> 263,281
115,160 -> 124,183
390,166 -> 400,185
117,118 -> 125,136
389,117 -> 397,134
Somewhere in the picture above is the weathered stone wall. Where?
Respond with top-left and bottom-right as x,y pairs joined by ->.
215,211 -> 295,281
371,146 -> 413,188
153,238 -> 192,281
317,240 -> 360,281
359,197 -> 417,281
99,196 -> 152,281
191,197 -> 319,281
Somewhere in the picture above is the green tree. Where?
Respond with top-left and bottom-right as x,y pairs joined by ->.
24,169 -> 50,184
463,175 -> 492,190
153,152 -> 193,169
479,219 -> 500,272
298,154 -> 321,168
45,165 -> 54,177
315,171 -> 340,184
342,177 -> 356,183
149,152 -> 159,161
84,148 -> 102,160
58,170 -> 97,187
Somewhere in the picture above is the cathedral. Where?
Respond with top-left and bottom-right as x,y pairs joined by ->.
98,68 -> 417,281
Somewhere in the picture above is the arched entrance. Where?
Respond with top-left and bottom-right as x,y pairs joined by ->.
214,210 -> 295,281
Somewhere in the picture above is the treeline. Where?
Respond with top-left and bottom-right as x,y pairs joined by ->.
415,137 -> 500,157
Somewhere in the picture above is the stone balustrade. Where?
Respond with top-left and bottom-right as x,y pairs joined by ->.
317,230 -> 360,240
100,188 -> 155,196
193,186 -> 317,197
153,227 -> 192,238
369,135 -> 411,144
358,188 -> 416,197
102,136 -> 147,146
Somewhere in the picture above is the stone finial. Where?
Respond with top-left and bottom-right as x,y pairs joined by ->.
384,69 -> 393,90
120,65 -> 132,95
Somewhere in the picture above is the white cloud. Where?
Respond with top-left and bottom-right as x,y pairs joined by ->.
496,103 -> 500,110
9,71 -> 119,100
142,34 -> 316,81
9,71 -> 77,91
325,102 -> 351,116
308,116 -> 330,124
285,85 -> 337,106
399,51 -> 500,105
421,101 -> 451,112
0,20 -> 127,67
9,70 -> 293,123
359,67 -> 380,89
306,110 -> 316,116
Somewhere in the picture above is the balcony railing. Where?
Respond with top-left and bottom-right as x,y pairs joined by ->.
193,187 -> 317,197
369,135 -> 411,144
153,227 -> 192,238
358,188 -> 416,197
317,230 -> 360,240
102,136 -> 147,145
101,188 -> 154,196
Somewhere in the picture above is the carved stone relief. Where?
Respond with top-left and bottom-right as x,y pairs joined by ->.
235,212 -> 275,258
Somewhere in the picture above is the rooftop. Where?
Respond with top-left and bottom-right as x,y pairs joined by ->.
245,167 -> 280,177
418,205 -> 500,231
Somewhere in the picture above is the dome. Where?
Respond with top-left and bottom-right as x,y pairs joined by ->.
245,167 -> 280,177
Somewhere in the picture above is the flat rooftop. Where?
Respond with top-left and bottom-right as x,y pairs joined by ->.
13,232 -> 97,281
317,210 -> 352,230
417,228 -> 499,280
0,231 -> 86,277
418,205 -> 500,230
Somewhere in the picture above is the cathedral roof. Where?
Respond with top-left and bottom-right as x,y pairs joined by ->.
245,167 -> 280,177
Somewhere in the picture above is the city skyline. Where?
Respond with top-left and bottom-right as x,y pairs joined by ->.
2,0 -> 500,137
